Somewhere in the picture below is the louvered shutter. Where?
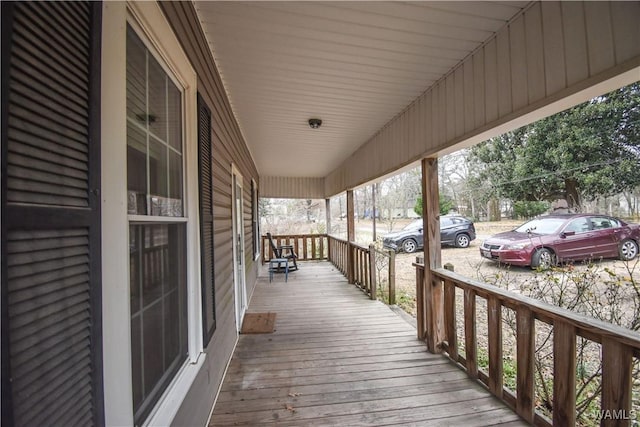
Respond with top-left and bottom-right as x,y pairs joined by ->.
1,2 -> 103,426
198,94 -> 216,345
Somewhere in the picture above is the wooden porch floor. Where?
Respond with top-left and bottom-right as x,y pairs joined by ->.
209,262 -> 527,426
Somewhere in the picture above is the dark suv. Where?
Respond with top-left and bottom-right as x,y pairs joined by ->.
382,216 -> 476,253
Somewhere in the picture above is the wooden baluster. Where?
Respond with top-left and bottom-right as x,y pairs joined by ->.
356,247 -> 360,284
415,264 -> 426,340
354,248 -> 358,284
362,250 -> 366,288
362,250 -> 366,290
299,237 -> 304,260
363,250 -> 367,290
488,296 -> 503,398
364,250 -> 370,293
311,236 -> 317,260
323,235 -> 328,261
464,288 -> 477,378
553,320 -> 576,426
388,250 -> 396,305
601,338 -> 632,427
516,306 -> 535,423
444,279 -> 457,362
355,248 -> 360,285
369,244 -> 376,300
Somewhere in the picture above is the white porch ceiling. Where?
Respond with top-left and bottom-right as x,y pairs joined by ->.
194,1 -> 530,178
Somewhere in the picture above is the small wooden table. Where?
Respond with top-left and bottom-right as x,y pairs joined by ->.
268,258 -> 289,282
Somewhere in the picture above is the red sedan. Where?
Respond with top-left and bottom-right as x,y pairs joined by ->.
480,214 -> 640,269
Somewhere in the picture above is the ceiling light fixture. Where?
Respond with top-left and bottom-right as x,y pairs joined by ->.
308,118 -> 322,129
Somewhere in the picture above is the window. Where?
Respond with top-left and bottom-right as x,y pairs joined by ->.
127,24 -> 188,425
564,217 -> 590,233
591,217 -> 619,230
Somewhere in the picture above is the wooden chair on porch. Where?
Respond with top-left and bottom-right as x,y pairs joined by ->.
266,232 -> 298,272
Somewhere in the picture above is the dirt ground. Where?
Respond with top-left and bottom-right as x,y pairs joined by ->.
383,219 -> 640,317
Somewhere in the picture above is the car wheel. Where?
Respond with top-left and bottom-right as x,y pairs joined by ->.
455,233 -> 470,248
531,248 -> 555,269
619,239 -> 639,261
402,239 -> 418,253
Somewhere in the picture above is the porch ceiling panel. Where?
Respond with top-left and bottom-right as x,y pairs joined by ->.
194,1 -> 528,178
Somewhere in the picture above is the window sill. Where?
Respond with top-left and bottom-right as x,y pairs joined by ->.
143,352 -> 206,427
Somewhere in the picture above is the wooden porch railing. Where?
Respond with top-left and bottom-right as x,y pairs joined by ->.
326,236 -> 374,298
261,234 -> 328,262
369,244 -> 396,305
262,234 -> 396,304
414,262 -> 640,426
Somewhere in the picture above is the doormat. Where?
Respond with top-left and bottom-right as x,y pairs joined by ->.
240,312 -> 277,334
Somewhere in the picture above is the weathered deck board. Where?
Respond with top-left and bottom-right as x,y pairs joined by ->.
209,262 -> 527,426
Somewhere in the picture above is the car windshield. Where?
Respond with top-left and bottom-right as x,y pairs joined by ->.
514,217 -> 566,235
403,220 -> 423,231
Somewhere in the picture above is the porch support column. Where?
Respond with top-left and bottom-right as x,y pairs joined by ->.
325,198 -> 332,261
372,184 -> 377,242
421,157 -> 444,353
347,189 -> 355,284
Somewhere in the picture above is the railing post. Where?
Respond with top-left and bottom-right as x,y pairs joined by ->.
388,250 -> 396,305
421,157 -> 444,353
601,338 -> 633,427
347,190 -> 355,284
369,244 -> 376,300
553,320 -> 576,426
516,306 -> 535,423
325,198 -> 331,235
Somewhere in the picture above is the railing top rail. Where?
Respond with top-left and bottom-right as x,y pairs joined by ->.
431,266 -> 640,351
327,235 -> 370,251
371,246 -> 393,258
351,242 -> 370,252
262,233 -> 328,239
327,235 -> 348,244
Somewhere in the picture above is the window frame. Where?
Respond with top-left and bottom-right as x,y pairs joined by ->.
101,2 -> 203,426
126,22 -> 191,423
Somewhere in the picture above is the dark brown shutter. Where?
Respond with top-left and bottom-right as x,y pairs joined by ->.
198,94 -> 216,345
1,2 -> 103,426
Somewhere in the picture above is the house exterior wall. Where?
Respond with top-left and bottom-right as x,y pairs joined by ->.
2,1 -> 258,425
158,2 -> 261,426
325,1 -> 640,196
